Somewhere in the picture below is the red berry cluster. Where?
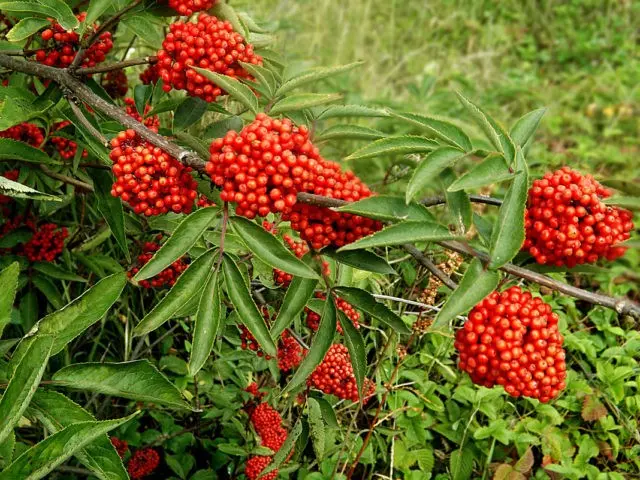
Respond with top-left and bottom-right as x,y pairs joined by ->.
197,194 -> 216,207
274,234 -> 310,287
127,448 -> 160,479
102,69 -> 129,99
308,343 -> 375,402
524,167 -> 634,267
277,330 -> 305,372
110,437 -> 128,459
129,239 -> 189,288
22,223 -> 69,262
455,286 -> 567,403
0,122 -> 44,148
36,13 -> 113,69
140,65 -> 160,85
305,292 -> 360,334
250,402 -> 288,452
0,170 -> 19,204
124,98 -> 161,130
245,382 -> 264,398
207,114 -> 382,249
245,455 -> 277,480
156,13 -> 261,102
109,129 -> 198,216
50,121 -> 87,160
168,0 -> 217,16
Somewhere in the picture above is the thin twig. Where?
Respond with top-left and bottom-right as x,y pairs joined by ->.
40,165 -> 94,191
402,244 -> 458,289
67,96 -> 109,146
421,194 -> 503,207
78,56 -> 157,76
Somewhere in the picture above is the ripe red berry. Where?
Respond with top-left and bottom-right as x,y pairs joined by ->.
274,234 -> 310,287
124,98 -> 160,130
109,129 -> 198,216
168,0 -> 217,16
102,69 -> 129,99
454,286 -> 567,403
140,65 -> 160,85
524,167 -> 634,266
308,343 -> 375,402
156,13 -> 261,102
50,121 -> 88,160
21,223 -> 68,262
250,403 -> 288,452
305,292 -> 360,334
127,448 -> 160,479
129,238 -> 189,288
0,122 -> 45,148
110,437 -> 128,458
245,456 -> 277,480
245,382 -> 264,398
277,330 -> 305,372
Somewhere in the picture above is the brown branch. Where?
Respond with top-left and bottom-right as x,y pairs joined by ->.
77,55 -> 157,75
422,194 -> 503,207
40,165 -> 94,192
403,244 -> 458,290
67,97 -> 109,146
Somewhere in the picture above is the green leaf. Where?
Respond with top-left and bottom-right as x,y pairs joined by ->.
333,286 -> 410,334
269,93 -> 342,115
601,179 -> 640,196
0,138 -> 57,165
238,62 -> 276,97
283,297 -> 336,395
222,255 -> 277,358
447,154 -> 514,192
32,275 -> 63,309
173,97 -> 208,131
433,258 -> 500,329
323,249 -> 395,275
415,448 -> 434,473
0,431 -> 14,469
30,391 -> 128,480
120,13 -> 163,47
314,397 -> 338,428
0,175 -> 61,202
52,360 -> 191,410
345,135 -> 438,161
0,262 -> 19,337
307,398 -> 325,460
6,18 -> 49,42
450,446 -> 474,480
89,169 -> 129,262
32,262 -> 86,282
456,92 -> 516,164
0,414 -> 138,480
335,195 -> 434,222
276,62 -> 363,95
188,270 -> 223,376
204,115 -> 244,139
441,168 -> 472,234
391,111 -> 472,151
317,105 -> 389,119
271,276 -> 317,338
0,1 -> 78,30
316,124 -> 385,141
84,0 -> 113,27
230,216 -> 319,279
510,108 -> 545,147
338,221 -> 458,251
603,196 -> 640,210
489,148 -> 529,269
134,249 -> 217,336
191,67 -> 259,114
134,207 -> 218,282
263,421 -> 302,475
406,147 -> 469,202
0,335 -> 53,445
338,311 -> 366,399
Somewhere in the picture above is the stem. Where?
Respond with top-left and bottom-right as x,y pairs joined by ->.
40,165 -> 94,191
77,56 -> 157,76
422,194 -> 503,207
403,244 -> 458,289
67,96 -> 109,146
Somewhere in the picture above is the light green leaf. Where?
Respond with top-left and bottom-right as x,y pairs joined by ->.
270,276 -> 317,338
314,397 -> 338,428
489,148 -> 529,269
316,124 -> 385,142
0,1 -> 78,30
603,196 -> 640,210
323,249 -> 395,275
277,62 -> 362,95
283,297 -> 336,395
0,430 -> 14,469
30,391 -> 128,480
406,147 -> 469,202
6,18 -> 49,42
222,255 -> 277,358
334,286 -> 410,334
441,168 -> 472,234
0,335 -> 53,445
456,92 -> 516,164
134,208 -> 218,282
0,414 -> 138,480
238,62 -> 276,97
335,195 -> 434,222
32,275 -> 63,309
188,270 -> 223,376
269,93 -> 342,115
0,262 -> 19,337
391,111 -> 472,151
191,67 -> 259,114
120,13 -> 163,47
262,421 -> 302,475
230,216 -> 319,279
510,108 -> 545,147
307,398 -> 325,460
84,0 -> 113,27
447,154 -> 514,192
338,311 -> 366,399
338,221 -> 458,251
134,249 -> 217,336
0,175 -> 61,202
433,258 -> 500,329
345,135 -> 438,161
52,360 -> 191,410
450,446 -> 474,480
317,105 -> 389,119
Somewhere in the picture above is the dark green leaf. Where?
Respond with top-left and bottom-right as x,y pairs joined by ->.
510,108 -> 546,147
307,398 -> 325,460
84,0 -> 113,27
447,154 -> 513,192
230,216 -> 319,279
433,258 -> 500,329
338,221 -> 458,251
271,276 -> 317,338
450,446 -> 474,480
313,397 -> 338,428
392,111 -> 472,151
188,270 -> 223,376
338,311 -> 366,400
53,360 -> 191,410
323,249 -> 395,274
0,0 -> 78,30
345,135 -> 438,161
335,195 -> 434,222
121,13 -> 163,47
603,196 -> 640,210
173,97 -> 208,131
32,275 -> 63,309
0,139 -> 57,165
204,116 -> 244,139
134,249 -> 217,336
283,297 -> 336,395
223,255 -> 277,358
406,147 -> 469,202
263,421 -> 302,474
191,67 -> 259,114
32,262 -> 86,282
269,93 -> 342,115
0,262 -> 19,337
334,286 -> 410,334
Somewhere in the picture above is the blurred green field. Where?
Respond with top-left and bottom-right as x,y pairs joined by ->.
247,0 -> 639,185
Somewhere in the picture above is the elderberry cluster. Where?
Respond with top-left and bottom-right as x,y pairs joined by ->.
127,448 -> 160,479
524,167 -> 634,267
305,292 -> 360,334
50,121 -> 87,160
110,437 -> 128,459
22,223 -> 69,262
129,239 -> 189,289
102,69 -> 129,99
207,114 -> 382,249
168,0 -> 217,16
246,403 -> 288,479
455,286 -> 567,403
109,129 -> 198,216
124,98 -> 161,130
308,343 -> 375,402
0,122 -> 44,148
36,13 -> 113,69
156,14 -> 261,102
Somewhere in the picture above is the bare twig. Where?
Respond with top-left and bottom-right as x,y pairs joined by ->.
78,55 -> 157,76
67,96 -> 109,146
40,165 -> 94,192
402,244 -> 458,289
422,194 -> 503,207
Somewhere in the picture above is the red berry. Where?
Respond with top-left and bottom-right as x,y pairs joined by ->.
0,122 -> 44,148
21,223 -> 68,262
245,456 -> 277,480
127,448 -> 160,479
129,238 -> 189,288
250,403 -> 288,452
110,437 -> 128,458
168,0 -> 217,16
305,292 -> 360,334
50,121 -> 88,160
